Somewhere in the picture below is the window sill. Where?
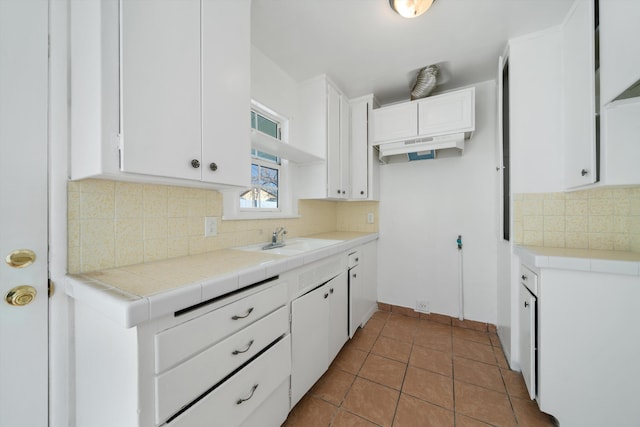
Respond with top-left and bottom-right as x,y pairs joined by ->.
222,212 -> 301,221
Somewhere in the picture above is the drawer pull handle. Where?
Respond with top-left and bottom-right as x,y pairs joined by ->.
232,339 -> 255,355
236,384 -> 259,405
231,307 -> 254,320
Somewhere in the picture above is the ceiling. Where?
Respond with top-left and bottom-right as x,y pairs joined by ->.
251,0 -> 574,105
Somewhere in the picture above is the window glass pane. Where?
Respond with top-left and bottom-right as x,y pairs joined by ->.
256,115 -> 278,139
250,164 -> 259,186
260,166 -> 278,192
256,150 -> 279,164
243,164 -> 279,209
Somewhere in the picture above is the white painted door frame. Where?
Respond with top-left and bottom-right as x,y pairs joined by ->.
0,1 -> 50,426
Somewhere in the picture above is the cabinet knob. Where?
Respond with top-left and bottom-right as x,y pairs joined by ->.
324,293 -> 329,299
337,190 -> 341,195
360,190 -> 364,195
342,190 -> 346,195
581,169 -> 589,176
191,159 -> 200,169
330,288 -> 334,294
209,162 -> 218,171
352,273 -> 357,278
355,258 -> 359,262
521,274 -> 527,281
524,301 -> 530,308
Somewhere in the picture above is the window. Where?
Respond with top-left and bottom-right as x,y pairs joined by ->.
240,108 -> 282,211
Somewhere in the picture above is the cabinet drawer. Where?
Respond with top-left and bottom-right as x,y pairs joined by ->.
347,251 -> 360,268
519,265 -> 538,296
155,280 -> 287,373
155,307 -> 289,424
168,335 -> 291,427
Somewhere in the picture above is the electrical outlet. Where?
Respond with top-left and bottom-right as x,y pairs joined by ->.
204,217 -> 218,237
416,300 -> 429,313
367,212 -> 374,224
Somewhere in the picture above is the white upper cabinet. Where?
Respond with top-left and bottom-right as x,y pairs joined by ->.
296,76 -> 351,199
350,96 -> 375,200
201,0 -> 250,186
372,87 -> 475,147
599,0 -> 640,105
372,102 -> 418,144
562,0 -> 597,189
601,97 -> 640,185
70,0 -> 250,188
120,0 -> 202,181
417,88 -> 475,138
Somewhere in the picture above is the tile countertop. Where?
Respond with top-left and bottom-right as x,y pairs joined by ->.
516,245 -> 640,276
65,231 -> 378,328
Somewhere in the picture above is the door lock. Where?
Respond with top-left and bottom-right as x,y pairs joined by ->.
5,286 -> 37,306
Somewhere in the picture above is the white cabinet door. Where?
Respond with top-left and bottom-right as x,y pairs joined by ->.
601,98 -> 640,185
201,0 -> 250,187
328,272 -> 348,362
599,0 -> 640,105
562,0 -> 597,188
372,102 -> 418,144
519,283 -> 536,400
417,88 -> 475,137
120,0 -> 202,180
349,264 -> 362,338
350,98 -> 369,199
340,94 -> 351,197
327,84 -> 344,198
290,283 -> 329,406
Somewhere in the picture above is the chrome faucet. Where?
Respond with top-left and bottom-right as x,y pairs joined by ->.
263,227 -> 287,249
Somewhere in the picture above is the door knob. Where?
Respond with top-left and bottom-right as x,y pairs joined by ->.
5,249 -> 36,268
5,286 -> 37,306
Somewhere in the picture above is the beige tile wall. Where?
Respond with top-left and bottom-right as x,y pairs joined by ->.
513,186 -> 640,252
68,179 -> 379,273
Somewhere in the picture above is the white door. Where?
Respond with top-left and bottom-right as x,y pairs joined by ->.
0,1 -> 50,426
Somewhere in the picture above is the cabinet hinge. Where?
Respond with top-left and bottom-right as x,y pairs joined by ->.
48,279 -> 54,298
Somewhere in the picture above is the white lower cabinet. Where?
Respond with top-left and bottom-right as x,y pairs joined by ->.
71,242 -> 377,427
169,336 -> 291,427
290,271 -> 348,406
73,278 -> 291,427
517,260 -> 640,426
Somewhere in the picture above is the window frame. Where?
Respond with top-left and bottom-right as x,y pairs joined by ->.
221,100 -> 298,220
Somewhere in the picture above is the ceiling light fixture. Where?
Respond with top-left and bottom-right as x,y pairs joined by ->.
389,0 -> 435,18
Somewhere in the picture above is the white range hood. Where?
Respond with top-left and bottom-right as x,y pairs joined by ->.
371,87 -> 475,162
375,132 -> 465,161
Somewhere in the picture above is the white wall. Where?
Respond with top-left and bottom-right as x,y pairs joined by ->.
377,80 -> 498,324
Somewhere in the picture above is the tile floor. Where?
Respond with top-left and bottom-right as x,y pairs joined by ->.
282,310 -> 556,427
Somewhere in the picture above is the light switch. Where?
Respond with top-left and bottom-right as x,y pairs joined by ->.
367,212 -> 374,224
204,217 -> 218,237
